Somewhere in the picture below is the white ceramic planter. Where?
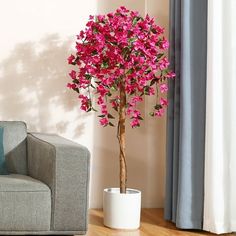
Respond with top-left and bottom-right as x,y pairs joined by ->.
103,188 -> 141,230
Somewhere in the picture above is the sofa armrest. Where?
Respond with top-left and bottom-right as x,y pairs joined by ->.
27,132 -> 90,232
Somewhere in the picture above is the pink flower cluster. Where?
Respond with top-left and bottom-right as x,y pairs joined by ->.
67,6 -> 175,127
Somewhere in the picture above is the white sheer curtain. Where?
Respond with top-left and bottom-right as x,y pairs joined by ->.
204,0 -> 236,234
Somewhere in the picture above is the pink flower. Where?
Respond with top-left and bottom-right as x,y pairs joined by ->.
155,108 -> 165,117
76,30 -> 85,40
111,101 -> 117,108
97,15 -> 105,22
97,85 -> 108,96
67,6 -> 174,128
67,83 -> 76,89
159,38 -> 169,49
101,104 -> 108,115
125,83 -> 137,94
159,57 -> 170,70
99,117 -> 109,126
97,96 -> 104,105
130,10 -> 139,18
132,109 -> 141,118
67,54 -> 75,64
129,96 -> 143,107
166,72 -> 176,78
155,26 -> 164,35
160,84 -> 168,93
148,87 -> 155,95
132,96 -> 143,103
101,77 -> 114,86
86,20 -> 93,27
80,104 -> 88,111
69,70 -> 76,80
111,100 -> 119,110
160,98 -> 168,106
130,118 -> 140,128
126,107 -> 133,116
79,94 -> 90,112
107,13 -> 114,18
116,6 -> 129,15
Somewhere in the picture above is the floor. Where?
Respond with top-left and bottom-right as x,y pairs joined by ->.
86,209 -> 235,236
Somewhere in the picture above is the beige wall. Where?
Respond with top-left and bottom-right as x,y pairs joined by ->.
0,0 -> 169,208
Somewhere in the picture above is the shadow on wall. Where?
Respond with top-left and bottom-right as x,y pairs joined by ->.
0,34 -> 88,138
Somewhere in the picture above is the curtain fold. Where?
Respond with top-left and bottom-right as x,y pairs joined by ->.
165,0 -> 207,229
203,0 -> 236,234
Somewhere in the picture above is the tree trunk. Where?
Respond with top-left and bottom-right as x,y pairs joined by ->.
119,83 -> 127,193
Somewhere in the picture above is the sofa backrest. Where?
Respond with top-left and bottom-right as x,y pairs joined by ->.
0,121 -> 27,175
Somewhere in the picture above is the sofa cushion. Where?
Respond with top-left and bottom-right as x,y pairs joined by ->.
0,127 -> 8,174
0,121 -> 28,175
0,174 -> 51,231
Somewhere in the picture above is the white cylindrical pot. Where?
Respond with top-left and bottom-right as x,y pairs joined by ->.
103,188 -> 141,230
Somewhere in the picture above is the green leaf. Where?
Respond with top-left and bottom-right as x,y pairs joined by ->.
92,26 -> 99,33
151,28 -> 157,34
162,69 -> 169,74
132,16 -> 141,26
150,78 -> 158,86
122,47 -> 130,56
154,104 -> 162,110
145,69 -> 152,74
129,91 -> 135,95
138,116 -> 143,120
109,41 -> 118,46
144,86 -> 150,95
149,112 -> 154,117
90,83 -> 96,89
132,123 -> 140,128
74,88 -> 80,93
91,50 -> 98,55
126,68 -> 134,75
157,53 -> 164,59
73,79 -> 79,84
108,113 -> 115,119
101,60 -> 109,69
110,86 -> 117,91
85,74 -> 91,80
71,56 -> 80,65
109,122 -> 115,127
98,114 -> 105,118
128,37 -> 137,43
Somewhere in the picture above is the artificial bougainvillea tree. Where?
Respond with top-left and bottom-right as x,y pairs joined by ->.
67,6 -> 175,193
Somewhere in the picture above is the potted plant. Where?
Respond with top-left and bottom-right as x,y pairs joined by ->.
67,6 -> 174,230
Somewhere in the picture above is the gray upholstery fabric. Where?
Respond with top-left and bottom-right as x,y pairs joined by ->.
27,133 -> 90,232
0,174 -> 51,231
0,230 -> 87,235
0,173 -> 50,191
0,121 -> 27,174
0,122 -> 90,234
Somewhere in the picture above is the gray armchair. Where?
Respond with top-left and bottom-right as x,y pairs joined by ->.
0,121 -> 90,235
